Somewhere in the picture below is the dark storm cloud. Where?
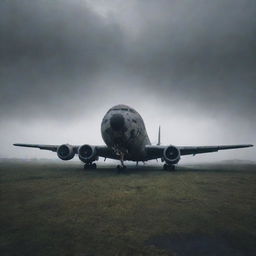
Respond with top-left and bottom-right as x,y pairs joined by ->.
123,0 -> 256,119
0,0 -> 125,120
0,0 -> 255,123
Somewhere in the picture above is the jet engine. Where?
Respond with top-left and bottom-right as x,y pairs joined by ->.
163,145 -> 180,164
78,144 -> 97,163
57,144 -> 75,160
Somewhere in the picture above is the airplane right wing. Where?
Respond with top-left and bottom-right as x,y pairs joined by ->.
13,143 -> 118,161
13,143 -> 59,152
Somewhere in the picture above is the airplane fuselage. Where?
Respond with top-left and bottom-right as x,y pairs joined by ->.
101,104 -> 151,161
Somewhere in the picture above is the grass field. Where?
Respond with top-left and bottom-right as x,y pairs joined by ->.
1,160 -> 256,256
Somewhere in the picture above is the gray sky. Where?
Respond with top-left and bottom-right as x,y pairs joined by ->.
0,0 -> 255,162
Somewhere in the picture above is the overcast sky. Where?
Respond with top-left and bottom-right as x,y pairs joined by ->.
0,0 -> 255,162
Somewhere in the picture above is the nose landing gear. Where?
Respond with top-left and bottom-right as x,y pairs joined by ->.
116,151 -> 127,172
117,165 -> 127,172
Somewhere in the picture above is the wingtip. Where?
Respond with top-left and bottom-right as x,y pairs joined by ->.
13,143 -> 23,147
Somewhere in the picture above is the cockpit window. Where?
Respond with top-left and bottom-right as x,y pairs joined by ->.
112,108 -> 129,111
109,105 -> 139,112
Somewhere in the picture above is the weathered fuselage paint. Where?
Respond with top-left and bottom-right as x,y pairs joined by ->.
101,104 -> 151,161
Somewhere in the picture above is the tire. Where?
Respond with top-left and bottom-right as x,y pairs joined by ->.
168,165 -> 175,171
163,164 -> 176,171
117,165 -> 126,173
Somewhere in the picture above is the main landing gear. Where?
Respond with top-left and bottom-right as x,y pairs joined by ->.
84,162 -> 97,170
163,164 -> 176,171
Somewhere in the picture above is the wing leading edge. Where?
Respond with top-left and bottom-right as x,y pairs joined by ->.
13,143 -> 115,158
13,143 -> 59,152
145,144 -> 253,160
13,143 -> 253,161
179,144 -> 253,156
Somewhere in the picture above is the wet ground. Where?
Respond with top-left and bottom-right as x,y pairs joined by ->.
1,160 -> 256,255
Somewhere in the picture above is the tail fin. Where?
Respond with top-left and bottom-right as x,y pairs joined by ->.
157,126 -> 161,145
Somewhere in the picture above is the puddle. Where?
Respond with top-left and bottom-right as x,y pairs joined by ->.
145,233 -> 254,256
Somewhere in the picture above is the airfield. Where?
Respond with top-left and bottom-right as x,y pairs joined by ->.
1,159 -> 256,256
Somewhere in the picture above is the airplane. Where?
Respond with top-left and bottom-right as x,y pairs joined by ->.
14,104 -> 253,171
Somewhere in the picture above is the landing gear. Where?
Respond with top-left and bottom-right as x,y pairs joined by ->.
163,164 -> 176,171
117,164 -> 127,172
116,151 -> 127,173
84,162 -> 97,170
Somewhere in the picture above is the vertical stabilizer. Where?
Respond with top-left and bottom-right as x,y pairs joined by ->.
157,126 -> 161,145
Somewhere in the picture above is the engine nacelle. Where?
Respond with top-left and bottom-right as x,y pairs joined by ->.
78,144 -> 97,163
163,145 -> 180,164
57,144 -> 75,161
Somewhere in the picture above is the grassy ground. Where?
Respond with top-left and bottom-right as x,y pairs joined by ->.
0,160 -> 256,256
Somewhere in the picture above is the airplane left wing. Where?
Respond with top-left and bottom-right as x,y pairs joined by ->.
146,144 -> 253,162
179,144 -> 254,156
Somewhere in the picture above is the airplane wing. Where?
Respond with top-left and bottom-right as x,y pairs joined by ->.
13,143 -> 117,160
13,143 -> 59,152
146,144 -> 253,160
178,144 -> 254,156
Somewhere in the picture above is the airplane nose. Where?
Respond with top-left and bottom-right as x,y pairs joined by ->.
110,114 -> 125,131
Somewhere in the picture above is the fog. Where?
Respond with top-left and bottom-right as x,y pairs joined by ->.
0,0 -> 255,162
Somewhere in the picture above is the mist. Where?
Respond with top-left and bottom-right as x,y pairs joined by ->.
0,0 -> 255,162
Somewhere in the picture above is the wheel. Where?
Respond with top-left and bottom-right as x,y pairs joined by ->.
84,163 -> 97,170
163,164 -> 176,171
117,165 -> 122,173
116,165 -> 126,173
168,165 -> 175,171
